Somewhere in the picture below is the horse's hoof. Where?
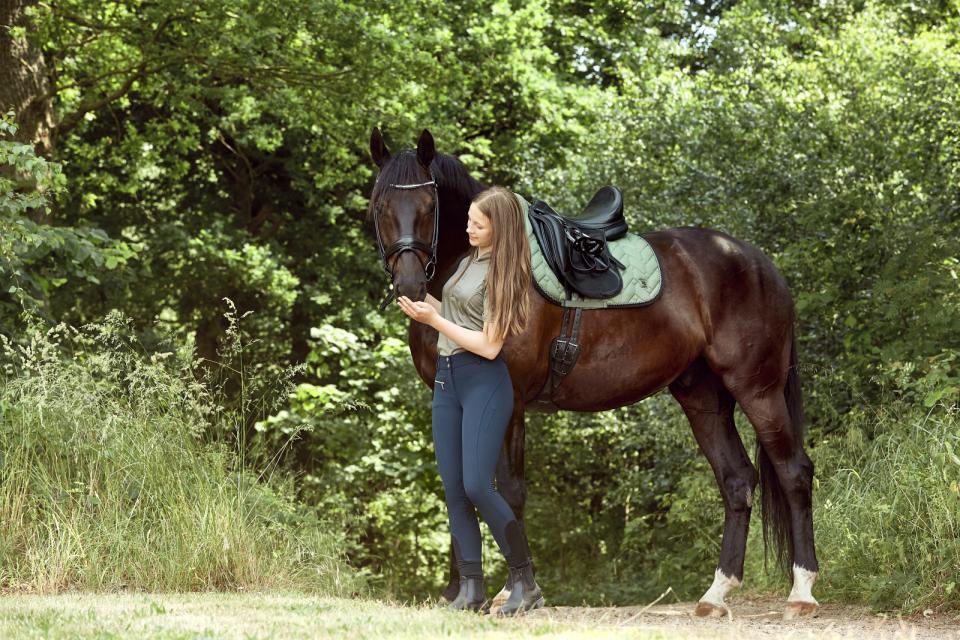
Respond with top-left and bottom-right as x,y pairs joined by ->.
441,581 -> 460,602
694,601 -> 728,618
783,601 -> 818,620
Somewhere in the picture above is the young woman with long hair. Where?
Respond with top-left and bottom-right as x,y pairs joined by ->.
396,186 -> 541,615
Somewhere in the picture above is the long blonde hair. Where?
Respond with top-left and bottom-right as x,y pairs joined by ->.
473,187 -> 531,343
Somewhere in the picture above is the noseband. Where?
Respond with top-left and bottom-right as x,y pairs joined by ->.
372,168 -> 440,311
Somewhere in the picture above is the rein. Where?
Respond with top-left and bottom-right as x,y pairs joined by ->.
372,168 -> 440,311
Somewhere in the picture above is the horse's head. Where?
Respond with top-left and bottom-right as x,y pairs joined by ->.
368,128 -> 439,305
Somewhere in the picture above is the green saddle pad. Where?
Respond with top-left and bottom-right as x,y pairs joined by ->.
517,193 -> 663,309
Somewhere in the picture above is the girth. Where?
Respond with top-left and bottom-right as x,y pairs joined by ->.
527,306 -> 583,413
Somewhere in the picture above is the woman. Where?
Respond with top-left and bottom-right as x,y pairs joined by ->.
396,186 -> 542,615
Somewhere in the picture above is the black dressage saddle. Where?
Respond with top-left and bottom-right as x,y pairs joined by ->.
528,186 -> 629,299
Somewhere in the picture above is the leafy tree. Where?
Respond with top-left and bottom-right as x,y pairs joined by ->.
0,112 -> 131,326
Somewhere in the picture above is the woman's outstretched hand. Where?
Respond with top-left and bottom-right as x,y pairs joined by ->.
397,295 -> 438,327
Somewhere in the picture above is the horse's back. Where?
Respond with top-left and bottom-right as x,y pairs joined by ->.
644,226 -> 794,317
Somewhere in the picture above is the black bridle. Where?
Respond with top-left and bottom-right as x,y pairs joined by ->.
372,168 -> 440,311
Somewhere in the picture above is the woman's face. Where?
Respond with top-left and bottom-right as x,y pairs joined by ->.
466,203 -> 493,252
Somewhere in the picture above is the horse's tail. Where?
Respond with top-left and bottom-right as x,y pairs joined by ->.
757,333 -> 805,573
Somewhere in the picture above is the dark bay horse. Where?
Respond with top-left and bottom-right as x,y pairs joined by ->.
367,128 -> 819,619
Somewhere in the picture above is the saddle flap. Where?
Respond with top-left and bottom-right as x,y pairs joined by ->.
528,203 -> 569,281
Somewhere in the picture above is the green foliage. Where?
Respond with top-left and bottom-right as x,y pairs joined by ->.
0,113 -> 133,320
523,396 -> 717,605
518,1 -> 960,432
0,311 -> 361,594
255,317 -> 452,597
0,115 -> 62,215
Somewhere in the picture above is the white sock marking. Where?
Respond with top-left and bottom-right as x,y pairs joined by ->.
787,564 -> 819,605
699,567 -> 741,609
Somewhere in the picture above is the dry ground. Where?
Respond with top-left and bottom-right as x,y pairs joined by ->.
0,592 -> 957,639
525,594 -> 960,639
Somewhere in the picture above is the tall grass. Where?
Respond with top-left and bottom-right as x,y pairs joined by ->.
809,401 -> 959,611
745,397 -> 960,612
0,312 -> 362,594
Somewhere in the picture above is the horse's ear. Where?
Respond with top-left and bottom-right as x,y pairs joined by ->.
370,127 -> 390,168
416,129 -> 435,168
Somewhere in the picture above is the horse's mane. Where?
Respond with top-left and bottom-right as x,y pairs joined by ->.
433,153 -> 486,201
366,150 -> 485,222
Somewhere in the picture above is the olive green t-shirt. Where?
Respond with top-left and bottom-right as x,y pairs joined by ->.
437,249 -> 491,356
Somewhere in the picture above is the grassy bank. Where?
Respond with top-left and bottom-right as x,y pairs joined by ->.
0,315 -> 360,594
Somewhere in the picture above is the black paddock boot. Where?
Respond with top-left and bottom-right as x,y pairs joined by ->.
495,521 -> 544,616
447,575 -> 489,613
495,562 -> 544,616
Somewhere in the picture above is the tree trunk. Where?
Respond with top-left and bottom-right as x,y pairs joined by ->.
0,0 -> 55,153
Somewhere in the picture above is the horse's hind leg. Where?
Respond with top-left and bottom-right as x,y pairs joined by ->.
722,366 -> 819,620
669,360 -> 758,618
734,389 -> 819,619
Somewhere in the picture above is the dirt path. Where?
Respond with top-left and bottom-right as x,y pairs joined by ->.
523,596 -> 960,639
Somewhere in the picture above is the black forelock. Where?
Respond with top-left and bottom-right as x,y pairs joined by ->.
366,151 -> 427,220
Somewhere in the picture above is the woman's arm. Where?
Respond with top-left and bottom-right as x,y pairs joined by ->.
431,315 -> 504,360
396,296 -> 504,360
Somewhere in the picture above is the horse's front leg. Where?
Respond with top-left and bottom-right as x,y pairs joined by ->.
489,391 -> 527,609
441,540 -> 461,601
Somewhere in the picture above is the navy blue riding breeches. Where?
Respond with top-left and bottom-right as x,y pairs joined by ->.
432,350 -> 521,577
